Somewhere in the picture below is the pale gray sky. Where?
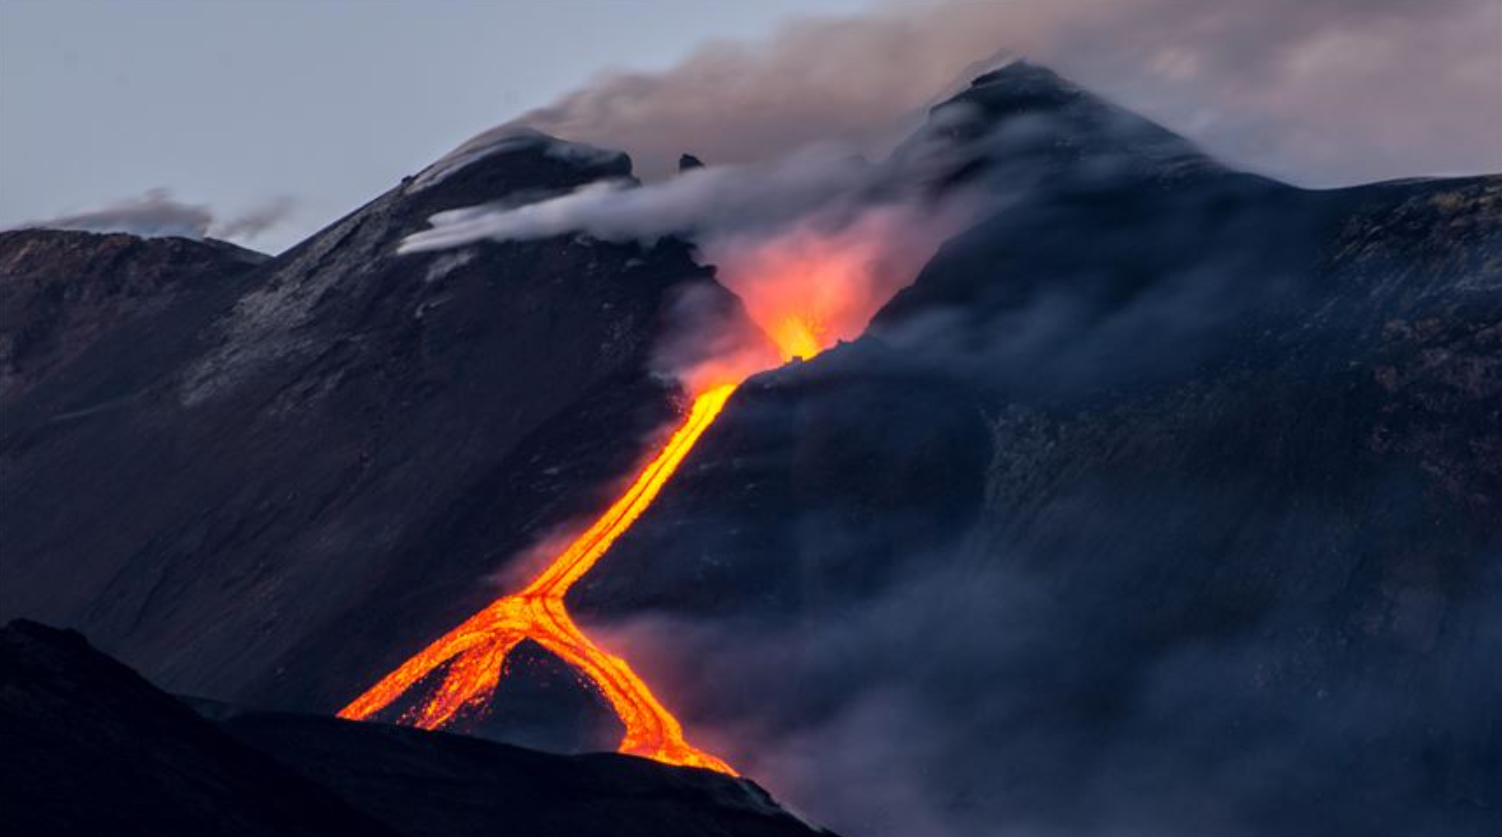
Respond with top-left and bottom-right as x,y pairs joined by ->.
3,0 -> 1498,254
0,0 -> 885,252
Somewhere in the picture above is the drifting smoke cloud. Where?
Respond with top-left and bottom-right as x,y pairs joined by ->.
211,195 -> 297,242
401,132 -> 976,392
24,189 -> 297,244
401,144 -> 879,251
513,0 -> 1501,185
609,530 -> 1502,837
30,189 -> 215,239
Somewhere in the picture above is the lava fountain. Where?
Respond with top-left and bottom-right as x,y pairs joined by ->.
340,210 -> 944,774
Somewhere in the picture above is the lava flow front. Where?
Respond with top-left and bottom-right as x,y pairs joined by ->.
339,384 -> 738,773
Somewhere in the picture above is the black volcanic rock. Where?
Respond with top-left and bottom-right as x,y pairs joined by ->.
0,619 -> 832,837
679,153 -> 706,172
0,229 -> 266,407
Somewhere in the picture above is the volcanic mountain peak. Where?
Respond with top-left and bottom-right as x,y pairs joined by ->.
920,59 -> 1220,187
967,59 -> 1085,105
176,124 -> 655,408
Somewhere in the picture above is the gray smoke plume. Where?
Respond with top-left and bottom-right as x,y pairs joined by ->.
510,0 -> 1500,185
30,189 -> 215,239
212,195 -> 298,241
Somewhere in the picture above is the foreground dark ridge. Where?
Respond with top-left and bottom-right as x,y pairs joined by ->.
0,619 -> 829,837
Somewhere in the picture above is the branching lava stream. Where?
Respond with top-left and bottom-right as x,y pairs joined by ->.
339,384 -> 739,773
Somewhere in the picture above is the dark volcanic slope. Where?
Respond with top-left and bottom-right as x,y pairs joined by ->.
0,619 -> 830,837
572,64 -> 1502,837
0,133 -> 748,731
0,229 -> 266,408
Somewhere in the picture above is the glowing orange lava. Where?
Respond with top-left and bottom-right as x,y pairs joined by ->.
768,315 -> 823,362
340,384 -> 738,773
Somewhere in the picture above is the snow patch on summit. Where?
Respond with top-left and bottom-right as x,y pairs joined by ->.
407,127 -> 621,193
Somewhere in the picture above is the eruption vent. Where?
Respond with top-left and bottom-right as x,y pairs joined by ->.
703,205 -> 943,366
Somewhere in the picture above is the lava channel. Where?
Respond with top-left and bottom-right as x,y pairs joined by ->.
339,383 -> 738,774
339,221 -> 902,772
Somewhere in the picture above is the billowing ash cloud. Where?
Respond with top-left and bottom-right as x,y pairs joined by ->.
510,0 -> 1500,185
24,189 -> 297,243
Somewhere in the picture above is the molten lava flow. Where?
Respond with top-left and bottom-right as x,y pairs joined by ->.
340,384 -> 737,774
342,206 -> 946,776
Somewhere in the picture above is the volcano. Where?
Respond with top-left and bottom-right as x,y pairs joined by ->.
1,62 -> 1499,837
